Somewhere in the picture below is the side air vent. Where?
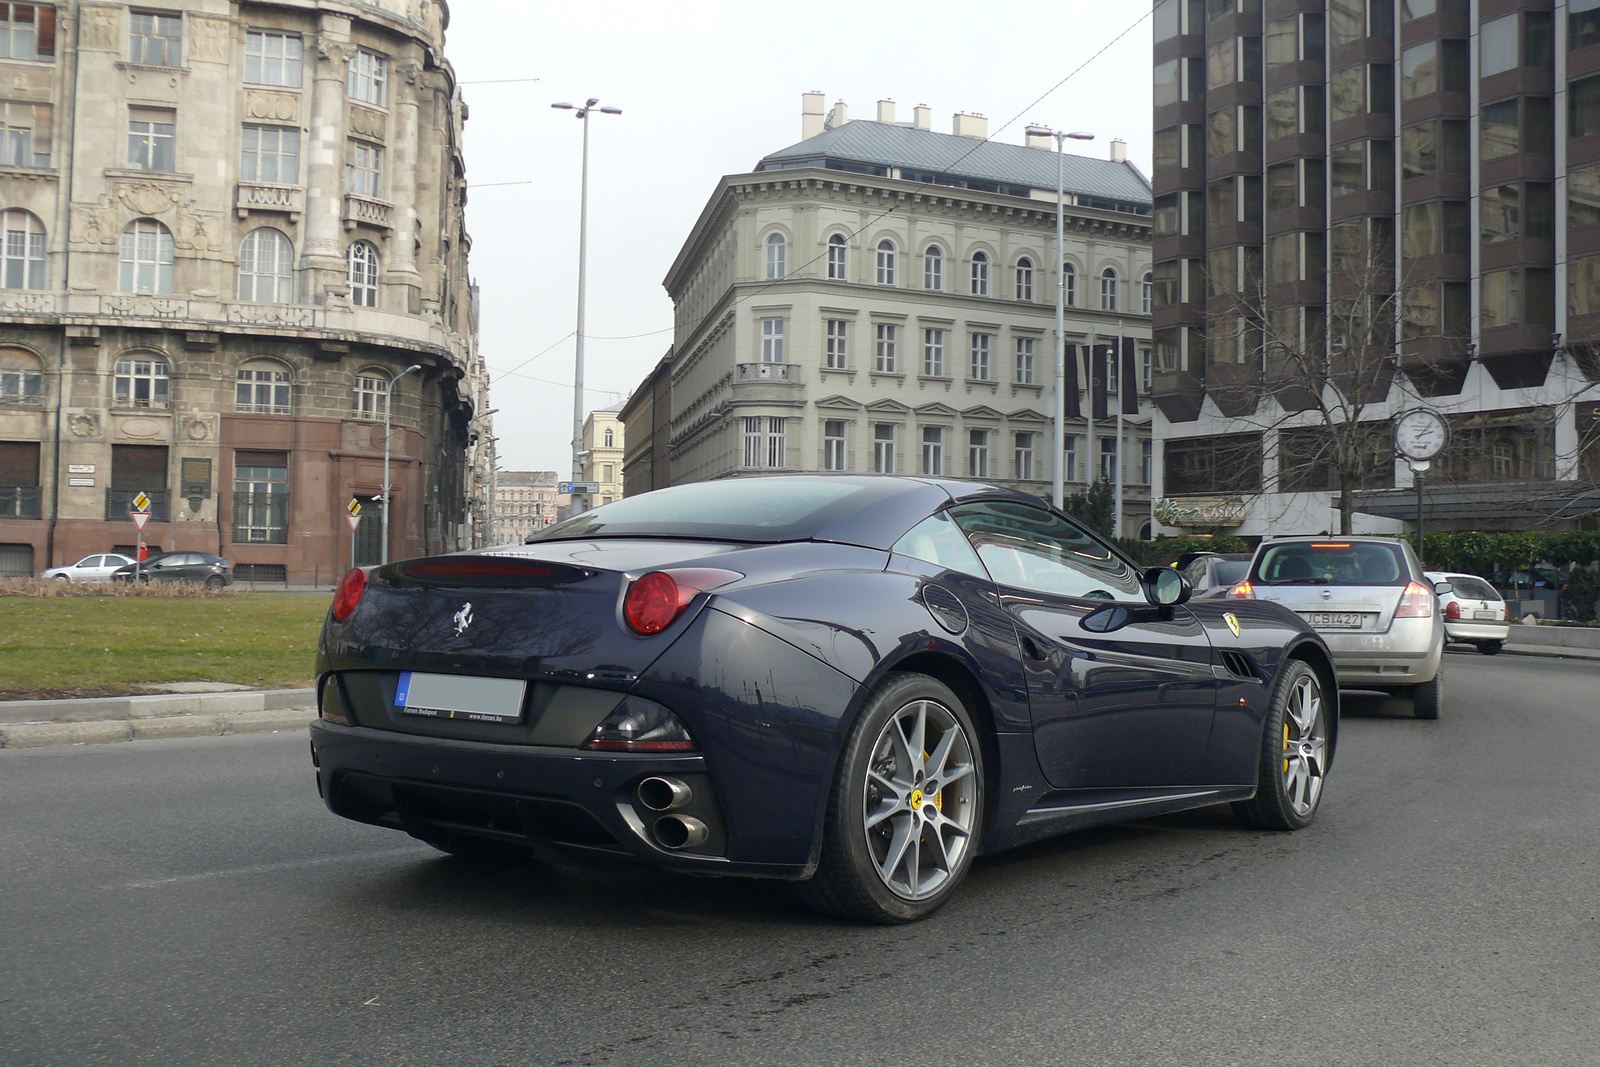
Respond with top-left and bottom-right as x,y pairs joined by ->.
1218,651 -> 1256,680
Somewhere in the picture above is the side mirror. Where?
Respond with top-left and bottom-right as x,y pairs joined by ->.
1143,566 -> 1192,607
1433,581 -> 1452,596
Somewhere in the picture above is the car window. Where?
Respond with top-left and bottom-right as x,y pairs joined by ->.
79,557 -> 100,568
1253,541 -> 1409,587
1448,575 -> 1498,601
950,501 -> 1143,601
891,512 -> 989,580
1213,560 -> 1251,586
1182,558 -> 1209,586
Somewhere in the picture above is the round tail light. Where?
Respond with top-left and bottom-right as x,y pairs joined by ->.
624,571 -> 681,635
1444,599 -> 1461,620
332,567 -> 368,622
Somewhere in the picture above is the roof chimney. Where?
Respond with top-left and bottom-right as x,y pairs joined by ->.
824,99 -> 848,130
802,91 -> 825,140
913,104 -> 931,131
1025,125 -> 1053,150
876,98 -> 896,124
952,112 -> 987,139
1109,138 -> 1128,163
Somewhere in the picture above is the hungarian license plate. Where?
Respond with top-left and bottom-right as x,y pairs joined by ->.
1474,609 -> 1501,620
1306,612 -> 1363,630
394,672 -> 527,723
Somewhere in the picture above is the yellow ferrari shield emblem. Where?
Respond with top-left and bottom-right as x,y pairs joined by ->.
1224,613 -> 1241,638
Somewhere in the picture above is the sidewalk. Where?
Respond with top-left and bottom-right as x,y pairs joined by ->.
0,688 -> 315,749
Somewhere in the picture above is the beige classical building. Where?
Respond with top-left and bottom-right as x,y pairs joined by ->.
0,0 -> 489,581
662,95 -> 1156,534
578,405 -> 622,507
492,469 -> 564,543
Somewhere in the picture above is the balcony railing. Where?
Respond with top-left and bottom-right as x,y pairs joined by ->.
105,488 -> 170,523
343,193 -> 394,230
234,181 -> 305,219
734,362 -> 801,383
0,484 -> 40,519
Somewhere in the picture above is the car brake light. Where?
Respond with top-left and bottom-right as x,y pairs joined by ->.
332,567 -> 369,622
1444,599 -> 1460,620
1228,580 -> 1254,598
622,568 -> 743,636
1394,580 -> 1434,618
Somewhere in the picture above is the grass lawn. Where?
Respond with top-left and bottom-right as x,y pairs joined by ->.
0,594 -> 330,699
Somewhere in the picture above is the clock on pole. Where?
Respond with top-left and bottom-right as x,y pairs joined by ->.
1393,407 -> 1447,563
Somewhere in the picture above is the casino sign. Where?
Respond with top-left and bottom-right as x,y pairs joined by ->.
1154,496 -> 1247,528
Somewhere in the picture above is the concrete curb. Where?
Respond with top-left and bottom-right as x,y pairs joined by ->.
0,708 -> 315,749
0,687 -> 315,726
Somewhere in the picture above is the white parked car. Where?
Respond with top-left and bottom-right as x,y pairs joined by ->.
1426,571 -> 1510,655
41,553 -> 137,583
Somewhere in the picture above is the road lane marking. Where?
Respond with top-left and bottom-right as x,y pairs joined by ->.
122,846 -> 432,888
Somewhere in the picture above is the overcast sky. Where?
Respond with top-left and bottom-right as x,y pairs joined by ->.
447,0 -> 1157,475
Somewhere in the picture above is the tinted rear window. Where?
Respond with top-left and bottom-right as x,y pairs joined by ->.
532,479 -> 873,543
1446,575 -> 1499,601
1253,541 -> 1410,586
1213,560 -> 1251,586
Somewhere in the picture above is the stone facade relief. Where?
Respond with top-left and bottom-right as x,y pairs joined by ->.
175,205 -> 227,253
114,182 -> 182,218
79,4 -> 121,52
69,200 -> 118,245
69,412 -> 103,439
187,16 -> 232,63
244,90 -> 301,123
349,105 -> 386,140
184,415 -> 215,441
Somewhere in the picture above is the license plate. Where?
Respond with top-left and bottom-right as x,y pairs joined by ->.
394,672 -> 527,723
1305,612 -> 1363,629
1474,609 -> 1500,620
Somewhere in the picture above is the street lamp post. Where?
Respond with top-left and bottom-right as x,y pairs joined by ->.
551,97 -> 621,517
381,363 -> 422,564
1053,129 -> 1094,510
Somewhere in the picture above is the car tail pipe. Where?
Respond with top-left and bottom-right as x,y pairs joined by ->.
636,776 -> 692,813
652,814 -> 710,850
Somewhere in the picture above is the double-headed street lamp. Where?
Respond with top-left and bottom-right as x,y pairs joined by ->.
1052,129 -> 1094,510
381,363 -> 422,564
552,97 -> 621,517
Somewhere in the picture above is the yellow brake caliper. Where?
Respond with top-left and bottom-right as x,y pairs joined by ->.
925,751 -> 944,811
1283,722 -> 1291,774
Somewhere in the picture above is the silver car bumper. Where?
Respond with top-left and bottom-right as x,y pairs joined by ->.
1443,621 -> 1510,643
1320,616 -> 1444,687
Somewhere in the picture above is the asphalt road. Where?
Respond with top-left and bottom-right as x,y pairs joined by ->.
2,651 -> 1597,1067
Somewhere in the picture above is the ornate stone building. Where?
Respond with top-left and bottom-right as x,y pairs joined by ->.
0,0 -> 488,581
492,470 -> 564,544
578,405 -> 623,508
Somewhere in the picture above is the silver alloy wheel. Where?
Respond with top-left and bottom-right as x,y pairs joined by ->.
1282,673 -> 1327,817
862,698 -> 977,901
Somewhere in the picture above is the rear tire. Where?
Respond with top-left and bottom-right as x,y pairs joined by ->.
204,575 -> 224,589
53,574 -> 69,582
793,672 -> 985,924
1411,669 -> 1443,720
1234,660 -> 1329,831
1478,640 -> 1503,656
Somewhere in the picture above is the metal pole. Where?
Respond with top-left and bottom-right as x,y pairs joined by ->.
1053,135 -> 1066,510
1416,467 -> 1425,565
1114,319 -> 1124,539
1086,327 -> 1097,495
571,107 -> 591,518
381,365 -> 421,565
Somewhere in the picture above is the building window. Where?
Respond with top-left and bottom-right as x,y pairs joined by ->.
348,48 -> 387,107
1063,436 -> 1078,482
118,219 -> 173,294
1014,258 -> 1034,301
921,426 -> 943,475
1062,262 -> 1076,305
765,232 -> 786,280
0,356 -> 42,405
1141,347 -> 1153,393
1141,272 -> 1153,314
602,461 -> 614,480
742,416 -> 786,469
968,429 -> 990,478
874,424 -> 896,473
238,228 -> 294,303
245,30 -> 302,87
233,451 -> 288,544
760,317 -> 785,362
876,239 -> 897,285
347,241 -> 379,307
346,141 -> 382,198
129,10 -> 181,67
970,251 -> 990,296
0,3 -> 54,61
923,328 -> 945,376
114,356 -> 170,409
826,233 -> 847,280
603,428 -> 614,448
923,245 -> 944,290
127,108 -> 175,172
825,318 -> 848,368
353,373 -> 387,420
875,323 -> 898,372
1013,337 -> 1036,385
1,210 -> 45,290
969,333 -> 991,380
0,101 -> 41,167
1107,348 -> 1120,396
1014,432 -> 1035,481
240,125 -> 299,184
235,361 -> 291,415
1573,75 -> 1600,139
1141,439 -> 1153,484
1100,268 -> 1119,311
824,420 -> 846,471
1100,437 -> 1118,482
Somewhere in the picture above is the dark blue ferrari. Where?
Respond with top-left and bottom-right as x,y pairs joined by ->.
311,476 -> 1337,922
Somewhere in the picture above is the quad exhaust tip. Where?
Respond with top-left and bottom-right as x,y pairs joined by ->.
637,776 -> 692,812
653,814 -> 709,850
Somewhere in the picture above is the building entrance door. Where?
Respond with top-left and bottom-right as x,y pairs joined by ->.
353,495 -> 382,567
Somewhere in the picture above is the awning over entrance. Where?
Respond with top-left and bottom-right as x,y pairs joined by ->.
1353,481 -> 1600,525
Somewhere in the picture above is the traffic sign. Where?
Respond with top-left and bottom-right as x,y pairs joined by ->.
347,513 -> 361,532
559,481 -> 601,495
347,498 -> 362,517
132,491 -> 151,512
131,511 -> 149,531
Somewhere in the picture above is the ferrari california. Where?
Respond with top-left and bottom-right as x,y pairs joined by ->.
311,476 -> 1338,922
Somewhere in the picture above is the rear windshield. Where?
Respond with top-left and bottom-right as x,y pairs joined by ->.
1213,560 -> 1251,586
1446,575 -> 1499,601
1253,541 -> 1410,587
531,479 -> 871,543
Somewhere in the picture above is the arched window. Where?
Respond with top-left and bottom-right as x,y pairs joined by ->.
765,232 -> 786,280
923,245 -> 943,290
970,251 -> 990,296
1100,267 -> 1119,311
1015,257 -> 1034,301
826,233 -> 847,280
1062,262 -> 1076,306
875,239 -> 896,285
0,348 -> 43,405
114,354 -> 170,409
347,241 -> 380,307
353,369 -> 390,420
1141,271 -> 1153,315
1,210 -> 46,290
236,360 -> 291,415
238,228 -> 294,303
118,219 -> 174,294
603,427 -> 614,448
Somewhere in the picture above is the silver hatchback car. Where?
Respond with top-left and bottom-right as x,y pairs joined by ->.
1232,536 -> 1444,719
